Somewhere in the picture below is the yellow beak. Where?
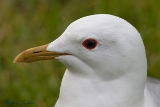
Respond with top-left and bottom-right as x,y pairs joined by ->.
13,44 -> 67,63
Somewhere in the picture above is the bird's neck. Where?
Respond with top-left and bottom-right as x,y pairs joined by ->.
55,69 -> 146,107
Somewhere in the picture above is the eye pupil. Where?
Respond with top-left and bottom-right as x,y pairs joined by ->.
86,40 -> 95,47
82,38 -> 97,50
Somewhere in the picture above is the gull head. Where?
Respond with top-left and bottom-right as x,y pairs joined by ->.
14,14 -> 147,80
14,14 -> 148,107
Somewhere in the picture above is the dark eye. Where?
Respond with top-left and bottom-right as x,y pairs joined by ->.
82,38 -> 98,50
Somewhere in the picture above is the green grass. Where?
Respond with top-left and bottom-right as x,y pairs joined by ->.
0,0 -> 160,107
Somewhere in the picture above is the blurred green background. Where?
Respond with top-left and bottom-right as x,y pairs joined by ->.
0,0 -> 160,107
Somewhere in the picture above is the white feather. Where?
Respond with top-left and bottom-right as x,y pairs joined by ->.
47,14 -> 160,107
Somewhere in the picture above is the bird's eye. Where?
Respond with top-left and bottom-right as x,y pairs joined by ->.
82,38 -> 98,50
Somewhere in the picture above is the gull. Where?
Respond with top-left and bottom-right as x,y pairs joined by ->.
14,14 -> 160,107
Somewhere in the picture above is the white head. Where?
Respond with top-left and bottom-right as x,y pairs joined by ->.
14,14 -> 148,107
47,14 -> 147,81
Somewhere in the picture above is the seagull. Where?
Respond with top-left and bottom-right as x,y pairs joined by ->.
14,14 -> 160,107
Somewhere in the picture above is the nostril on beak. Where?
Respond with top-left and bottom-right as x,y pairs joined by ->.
33,51 -> 43,53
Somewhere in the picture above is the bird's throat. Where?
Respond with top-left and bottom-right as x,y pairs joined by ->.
55,69 -> 145,107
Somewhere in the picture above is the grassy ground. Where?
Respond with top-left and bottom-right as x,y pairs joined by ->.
0,0 -> 160,107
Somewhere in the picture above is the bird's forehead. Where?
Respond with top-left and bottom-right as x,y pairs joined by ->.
67,14 -> 123,29
65,14 -> 126,38
64,18 -> 108,40
60,14 -> 138,46
67,17 -> 106,32
64,28 -> 102,43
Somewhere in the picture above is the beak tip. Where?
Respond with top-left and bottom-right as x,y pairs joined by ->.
13,52 -> 25,63
13,57 -> 20,63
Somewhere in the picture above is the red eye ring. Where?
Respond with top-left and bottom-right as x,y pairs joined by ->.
82,38 -> 98,50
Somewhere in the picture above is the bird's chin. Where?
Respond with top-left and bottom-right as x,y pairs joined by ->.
55,54 -> 73,60
55,54 -> 78,67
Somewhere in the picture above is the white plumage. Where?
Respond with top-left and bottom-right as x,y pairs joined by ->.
14,14 -> 160,107
47,14 -> 160,107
